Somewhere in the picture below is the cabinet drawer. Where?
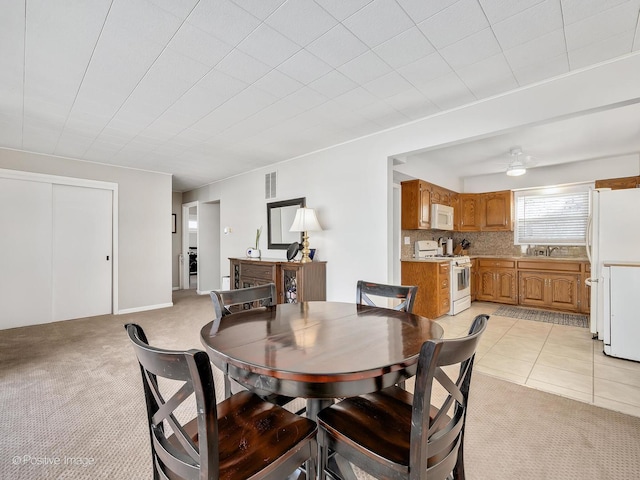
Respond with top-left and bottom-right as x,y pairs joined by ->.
439,263 -> 450,275
240,263 -> 275,281
478,259 -> 515,269
517,261 -> 581,272
440,294 -> 450,313
440,276 -> 449,290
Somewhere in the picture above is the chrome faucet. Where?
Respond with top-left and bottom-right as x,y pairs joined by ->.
545,246 -> 559,257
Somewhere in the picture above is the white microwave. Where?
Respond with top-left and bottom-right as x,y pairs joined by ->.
431,203 -> 454,230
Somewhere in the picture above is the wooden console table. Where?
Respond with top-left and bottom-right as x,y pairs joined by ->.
229,258 -> 326,304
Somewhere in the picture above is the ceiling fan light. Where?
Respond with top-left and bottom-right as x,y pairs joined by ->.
506,164 -> 526,176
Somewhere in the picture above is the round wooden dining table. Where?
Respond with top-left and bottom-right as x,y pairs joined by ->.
200,301 -> 444,418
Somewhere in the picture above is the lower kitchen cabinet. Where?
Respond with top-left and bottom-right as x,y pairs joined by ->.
401,261 -> 450,318
475,260 -> 517,304
519,271 -> 580,311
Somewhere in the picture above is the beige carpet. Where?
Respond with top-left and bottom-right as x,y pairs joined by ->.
1,289 -> 639,479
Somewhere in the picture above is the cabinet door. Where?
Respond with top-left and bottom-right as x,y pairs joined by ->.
281,265 -> 301,303
481,191 -> 512,231
594,176 -> 640,190
457,194 -> 481,231
548,273 -> 580,311
519,272 -> 547,308
476,268 -> 497,301
401,180 -> 431,229
495,269 -> 517,304
470,259 -> 478,301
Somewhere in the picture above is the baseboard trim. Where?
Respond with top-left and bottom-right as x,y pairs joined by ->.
118,302 -> 173,315
172,286 -> 180,291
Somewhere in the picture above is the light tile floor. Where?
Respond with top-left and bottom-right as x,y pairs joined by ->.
436,301 -> 640,418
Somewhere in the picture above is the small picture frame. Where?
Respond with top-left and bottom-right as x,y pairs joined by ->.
172,214 -> 177,234
309,248 -> 316,260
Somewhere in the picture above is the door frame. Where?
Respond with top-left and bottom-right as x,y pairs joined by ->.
0,168 -> 119,314
182,201 -> 198,291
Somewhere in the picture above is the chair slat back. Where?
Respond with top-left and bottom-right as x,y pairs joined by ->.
210,283 -> 276,319
409,314 -> 489,480
125,323 -> 219,480
356,280 -> 418,313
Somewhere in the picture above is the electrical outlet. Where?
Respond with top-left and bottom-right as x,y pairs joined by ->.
404,236 -> 411,245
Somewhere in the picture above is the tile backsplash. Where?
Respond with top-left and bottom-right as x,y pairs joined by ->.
401,230 -> 587,259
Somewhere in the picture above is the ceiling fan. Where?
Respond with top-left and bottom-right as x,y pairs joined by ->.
504,146 -> 537,176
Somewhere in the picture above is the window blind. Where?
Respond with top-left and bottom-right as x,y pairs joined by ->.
514,184 -> 592,245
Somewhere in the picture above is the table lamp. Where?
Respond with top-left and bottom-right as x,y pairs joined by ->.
289,208 -> 322,263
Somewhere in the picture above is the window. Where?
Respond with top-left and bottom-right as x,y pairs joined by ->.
514,183 -> 592,245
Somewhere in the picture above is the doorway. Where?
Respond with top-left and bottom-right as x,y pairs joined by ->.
183,202 -> 198,290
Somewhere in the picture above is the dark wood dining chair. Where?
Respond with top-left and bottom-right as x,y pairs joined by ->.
210,282 -> 277,319
356,280 -> 418,313
317,314 -> 489,480
209,283 -> 304,413
125,323 -> 317,480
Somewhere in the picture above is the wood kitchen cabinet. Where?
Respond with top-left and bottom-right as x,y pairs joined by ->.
470,258 -> 478,301
595,175 -> 640,190
456,194 -> 481,231
476,259 -> 517,304
517,260 -> 582,312
480,190 -> 513,231
581,262 -> 591,314
401,260 -> 450,318
401,180 -> 431,229
230,258 -> 326,304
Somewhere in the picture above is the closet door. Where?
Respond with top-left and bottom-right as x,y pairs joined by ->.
52,185 -> 112,321
0,178 -> 53,329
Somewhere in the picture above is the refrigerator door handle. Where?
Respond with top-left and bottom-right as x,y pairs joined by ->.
585,214 -> 593,263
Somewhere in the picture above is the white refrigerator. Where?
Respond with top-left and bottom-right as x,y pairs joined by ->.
587,188 -> 640,360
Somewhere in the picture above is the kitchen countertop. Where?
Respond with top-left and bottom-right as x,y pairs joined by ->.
402,255 -> 589,262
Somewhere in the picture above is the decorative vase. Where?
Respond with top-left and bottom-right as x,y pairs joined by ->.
246,248 -> 261,258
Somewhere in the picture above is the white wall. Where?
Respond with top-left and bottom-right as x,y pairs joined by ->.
0,148 -> 173,313
184,53 -> 640,302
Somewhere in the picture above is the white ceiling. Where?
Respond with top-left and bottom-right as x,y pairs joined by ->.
1,0 -> 640,191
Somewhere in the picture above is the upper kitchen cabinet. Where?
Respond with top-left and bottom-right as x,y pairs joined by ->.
480,190 -> 513,231
456,194 -> 481,231
595,175 -> 640,190
401,180 -> 431,229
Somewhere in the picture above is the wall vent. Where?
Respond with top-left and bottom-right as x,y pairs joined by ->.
265,171 -> 276,199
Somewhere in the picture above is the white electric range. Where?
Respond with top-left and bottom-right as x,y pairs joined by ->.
414,240 -> 472,315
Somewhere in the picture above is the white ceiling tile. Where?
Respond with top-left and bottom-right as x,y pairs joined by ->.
512,53 -> 569,86
189,0 -> 261,46
635,16 -> 640,50
565,2 -> 639,51
265,0 -> 338,46
230,0 -> 287,20
125,49 -> 211,114
456,54 -> 518,98
363,71 -> 413,99
276,49 -> 333,84
146,0 -> 200,17
373,27 -> 435,69
308,70 -> 358,97
0,0 -> 25,112
492,0 -> 563,50
306,24 -> 369,68
343,0 -> 415,48
561,0 -> 631,25
254,70 -> 303,98
313,0 -> 373,21
569,30 -> 635,69
440,28 -> 502,69
168,23 -> 234,67
478,0 -> 545,24
333,87 -> 380,110
282,87 -> 328,111
356,100 -> 409,127
215,49 -> 272,84
418,72 -> 476,110
385,88 -> 440,120
107,0 -> 185,45
397,53 -> 452,86
395,0 -> 459,24
237,23 -> 301,68
418,0 -> 490,48
337,50 -> 393,84
503,29 -> 566,72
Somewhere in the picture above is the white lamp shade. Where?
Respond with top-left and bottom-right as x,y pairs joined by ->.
289,208 -> 322,232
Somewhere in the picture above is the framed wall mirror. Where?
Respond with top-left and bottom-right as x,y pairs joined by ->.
267,197 -> 305,249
